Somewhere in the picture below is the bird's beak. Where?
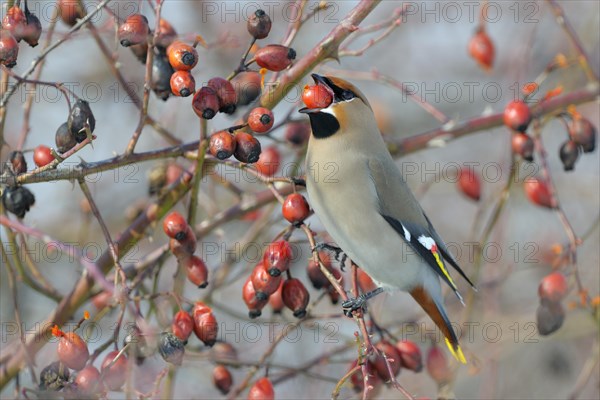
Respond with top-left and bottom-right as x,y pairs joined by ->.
299,74 -> 334,114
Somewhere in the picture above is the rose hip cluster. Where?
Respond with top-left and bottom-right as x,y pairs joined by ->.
2,99 -> 96,222
348,339 -> 423,394
1,153 -> 35,218
242,240 -> 311,319
558,112 -> 596,171
504,100 -> 596,172
536,272 -> 569,335
163,211 -> 209,288
47,320 -> 130,395
1,97 -> 96,219
0,3 -> 43,67
161,302 -> 219,368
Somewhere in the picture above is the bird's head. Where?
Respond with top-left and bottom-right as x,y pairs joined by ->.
299,74 -> 373,139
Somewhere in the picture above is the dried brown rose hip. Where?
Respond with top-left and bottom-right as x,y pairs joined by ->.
537,300 -> 565,336
512,132 -> 535,162
282,193 -> 310,224
248,107 -> 274,133
8,150 -> 27,174
192,302 -> 218,346
247,9 -> 272,39
538,272 -> 568,303
251,262 -> 282,300
209,130 -> 237,160
158,332 -> 185,365
184,255 -> 209,288
39,361 -> 70,391
248,377 -> 275,400
55,122 -> 77,153
151,51 -> 175,101
468,27 -> 495,71
282,278 -> 310,318
0,30 -> 19,68
172,310 -> 194,342
68,99 -> 96,142
207,77 -> 238,114
167,41 -> 198,71
58,0 -> 85,27
100,350 -> 128,390
213,365 -> 233,395
22,4 -> 42,47
170,70 -> 196,97
254,146 -> 281,177
457,167 -> 481,201
243,277 -> 268,318
2,186 -> 35,218
233,132 -> 261,163
504,100 -> 532,132
569,116 -> 596,153
395,340 -> 423,372
263,240 -> 292,277
118,14 -> 149,47
559,140 -> 580,171
255,44 -> 296,71
192,86 -> 220,119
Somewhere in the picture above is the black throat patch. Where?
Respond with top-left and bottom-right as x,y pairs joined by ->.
308,112 -> 340,139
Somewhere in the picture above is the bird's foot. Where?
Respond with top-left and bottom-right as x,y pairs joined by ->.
314,243 -> 349,271
342,287 -> 384,317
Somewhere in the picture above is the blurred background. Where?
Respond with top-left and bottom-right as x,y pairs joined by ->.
1,1 -> 598,399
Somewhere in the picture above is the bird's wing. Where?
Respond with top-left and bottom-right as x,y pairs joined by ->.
423,214 -> 476,289
366,158 -> 472,301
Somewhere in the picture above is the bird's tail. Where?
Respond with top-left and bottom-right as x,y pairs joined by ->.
410,286 -> 466,364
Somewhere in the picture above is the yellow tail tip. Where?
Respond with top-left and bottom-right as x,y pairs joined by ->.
445,337 -> 467,364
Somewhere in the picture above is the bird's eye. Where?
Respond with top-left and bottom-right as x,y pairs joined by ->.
341,90 -> 355,100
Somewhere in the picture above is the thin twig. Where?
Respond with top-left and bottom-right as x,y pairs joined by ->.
125,0 -> 164,154
546,0 -> 599,82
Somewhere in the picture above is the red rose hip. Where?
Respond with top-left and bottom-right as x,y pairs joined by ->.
504,100 -> 532,132
538,272 -> 568,303
248,107 -> 274,133
302,84 -> 333,109
282,193 -> 310,224
282,278 -> 310,318
33,145 -> 55,167
163,211 -> 188,240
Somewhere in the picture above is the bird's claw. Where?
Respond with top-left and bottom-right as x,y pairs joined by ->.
342,294 -> 368,317
341,287 -> 384,317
